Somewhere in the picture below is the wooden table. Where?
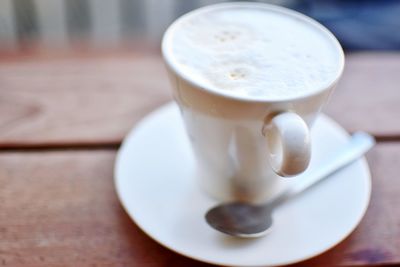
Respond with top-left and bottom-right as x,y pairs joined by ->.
0,51 -> 399,267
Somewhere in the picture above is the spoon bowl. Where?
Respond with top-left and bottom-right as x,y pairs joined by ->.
206,202 -> 274,238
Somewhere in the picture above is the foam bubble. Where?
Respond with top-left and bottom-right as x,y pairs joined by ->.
164,4 -> 341,100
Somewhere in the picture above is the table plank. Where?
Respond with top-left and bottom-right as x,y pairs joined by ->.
0,151 -> 207,267
325,53 -> 400,137
0,52 -> 171,147
0,52 -> 399,146
0,144 -> 399,266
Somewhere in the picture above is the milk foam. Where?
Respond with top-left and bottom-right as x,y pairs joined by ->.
163,4 -> 342,100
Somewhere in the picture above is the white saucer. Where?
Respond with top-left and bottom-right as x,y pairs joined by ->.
115,103 -> 371,267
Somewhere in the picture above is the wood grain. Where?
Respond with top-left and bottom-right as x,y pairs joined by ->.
0,52 -> 399,148
0,151 -> 207,267
325,53 -> 400,137
0,52 -> 171,147
0,144 -> 399,266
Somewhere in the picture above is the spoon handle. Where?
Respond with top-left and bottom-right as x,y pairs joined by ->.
270,132 -> 375,206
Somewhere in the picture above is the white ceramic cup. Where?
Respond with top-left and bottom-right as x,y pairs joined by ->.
162,3 -> 344,202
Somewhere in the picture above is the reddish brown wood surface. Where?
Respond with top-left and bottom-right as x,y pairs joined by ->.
0,52 -> 399,148
0,52 -> 171,147
0,151 -> 207,267
0,52 -> 399,266
0,145 -> 399,267
325,53 -> 400,137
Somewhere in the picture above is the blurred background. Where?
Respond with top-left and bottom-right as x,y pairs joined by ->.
0,2 -> 399,266
1,0 -> 400,54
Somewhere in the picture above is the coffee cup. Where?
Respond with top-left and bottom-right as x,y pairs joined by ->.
162,2 -> 344,202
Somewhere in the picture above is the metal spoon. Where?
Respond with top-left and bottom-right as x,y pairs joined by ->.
205,132 -> 375,238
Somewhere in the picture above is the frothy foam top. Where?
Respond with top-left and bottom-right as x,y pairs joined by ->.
163,3 -> 343,100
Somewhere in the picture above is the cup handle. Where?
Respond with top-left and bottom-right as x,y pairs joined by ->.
262,112 -> 311,177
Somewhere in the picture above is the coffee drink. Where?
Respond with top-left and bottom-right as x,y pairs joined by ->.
163,4 -> 341,100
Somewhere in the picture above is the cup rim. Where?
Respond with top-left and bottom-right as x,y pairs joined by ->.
161,2 -> 345,103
